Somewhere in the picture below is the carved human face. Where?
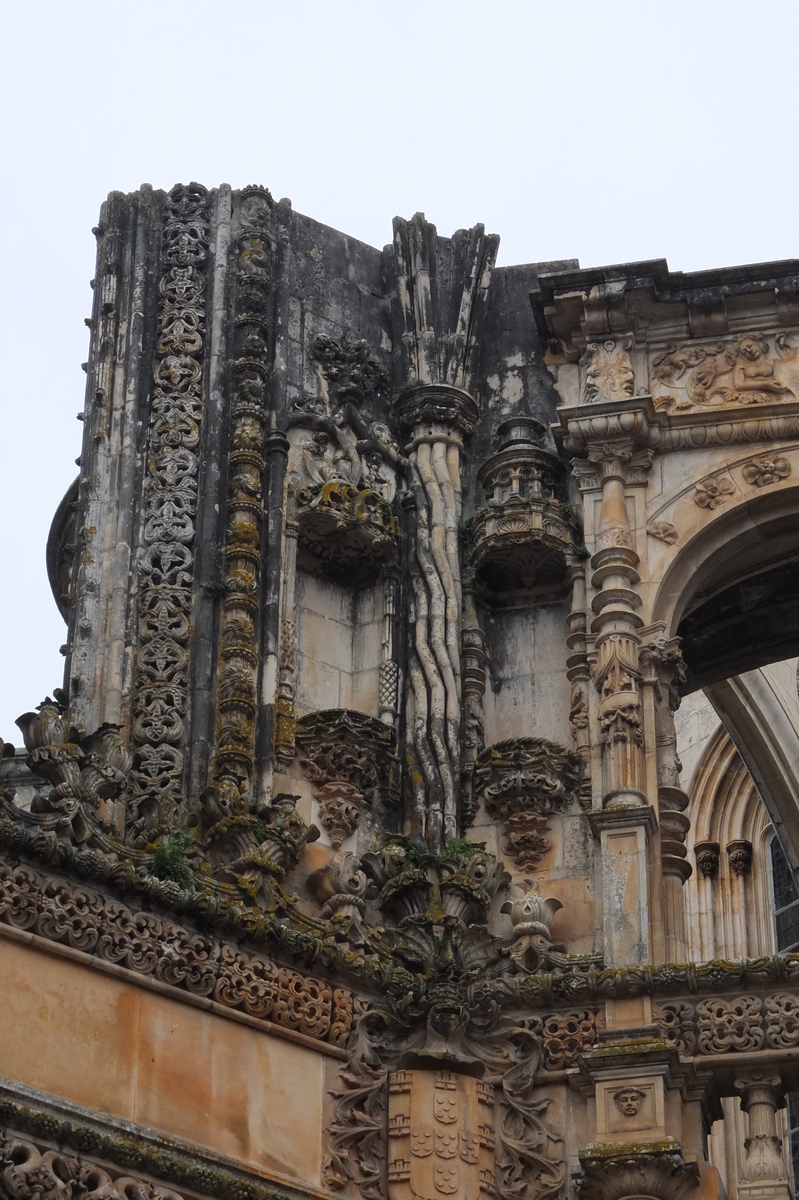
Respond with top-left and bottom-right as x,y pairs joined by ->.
613,1086 -> 646,1117
738,336 -> 766,362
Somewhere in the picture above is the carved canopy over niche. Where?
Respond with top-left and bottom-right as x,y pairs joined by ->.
287,335 -> 404,583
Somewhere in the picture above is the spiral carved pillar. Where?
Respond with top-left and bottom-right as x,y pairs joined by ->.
395,385 -> 478,848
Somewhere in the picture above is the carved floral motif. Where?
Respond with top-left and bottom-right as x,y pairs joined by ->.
693,475 -> 735,509
741,454 -> 792,488
646,521 -> 679,544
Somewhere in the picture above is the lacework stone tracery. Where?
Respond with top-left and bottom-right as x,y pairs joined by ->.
130,184 -> 211,815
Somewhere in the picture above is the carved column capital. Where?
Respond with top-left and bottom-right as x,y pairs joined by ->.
394,383 -> 479,444
695,841 -> 720,878
727,839 -> 754,877
734,1072 -> 790,1194
577,1146 -> 700,1200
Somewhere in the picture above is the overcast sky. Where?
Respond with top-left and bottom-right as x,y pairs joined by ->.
2,0 -> 798,739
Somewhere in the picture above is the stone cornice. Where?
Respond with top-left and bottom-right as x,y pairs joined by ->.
555,396 -> 799,457
0,1078 -> 321,1200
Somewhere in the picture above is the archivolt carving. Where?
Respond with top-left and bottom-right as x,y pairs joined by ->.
131,183 -> 210,808
0,861 -> 353,1049
0,1131 -> 186,1200
473,739 -> 581,868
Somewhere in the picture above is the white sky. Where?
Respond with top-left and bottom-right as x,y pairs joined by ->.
2,0 -> 798,739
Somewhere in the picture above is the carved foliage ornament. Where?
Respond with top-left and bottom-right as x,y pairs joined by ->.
655,993 -> 799,1057
473,738 -> 581,868
741,453 -> 791,487
577,1149 -> 699,1200
581,339 -> 635,404
693,475 -> 735,509
296,710 -> 399,847
131,184 -> 210,807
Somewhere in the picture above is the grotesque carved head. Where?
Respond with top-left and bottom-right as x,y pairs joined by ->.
613,1086 -> 647,1117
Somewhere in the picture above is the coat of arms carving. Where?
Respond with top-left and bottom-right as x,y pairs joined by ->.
388,1070 -> 495,1200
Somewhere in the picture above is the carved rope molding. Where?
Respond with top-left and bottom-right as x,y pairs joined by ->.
131,184 -> 211,804
213,189 -> 273,787
0,862 -> 353,1052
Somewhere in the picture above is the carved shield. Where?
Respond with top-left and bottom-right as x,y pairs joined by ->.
385,1070 -> 482,1200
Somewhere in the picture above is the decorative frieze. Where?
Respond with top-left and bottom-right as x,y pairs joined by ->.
0,860 -> 353,1050
655,993 -> 799,1057
652,332 -> 798,410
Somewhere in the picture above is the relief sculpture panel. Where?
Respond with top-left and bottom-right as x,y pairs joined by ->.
651,332 -> 798,411
388,1070 -> 494,1200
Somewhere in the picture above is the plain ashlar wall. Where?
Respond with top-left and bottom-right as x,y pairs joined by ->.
0,933 -> 326,1190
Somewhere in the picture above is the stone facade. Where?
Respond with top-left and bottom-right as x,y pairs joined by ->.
2,186 -> 799,1200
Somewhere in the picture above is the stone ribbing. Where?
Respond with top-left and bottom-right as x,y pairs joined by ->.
130,184 -> 211,807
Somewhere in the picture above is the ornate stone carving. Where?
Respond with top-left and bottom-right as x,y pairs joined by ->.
577,1147 -> 700,1200
735,1073 -> 790,1193
473,739 -> 581,868
308,853 -> 377,948
696,995 -> 764,1053
289,335 -> 402,581
694,841 -> 720,878
613,1086 -> 646,1116
646,521 -> 679,544
212,190 -> 272,787
540,1010 -> 598,1069
0,860 -> 352,1048
0,1131 -> 186,1200
741,453 -> 792,488
652,332 -> 797,410
501,891 -> 562,972
387,1069 -> 493,1200
727,838 -> 753,876
582,339 -> 635,403
325,1054 -> 388,1198
693,475 -> 735,509
131,183 -> 210,808
467,419 -> 574,602
395,385 -> 477,846
296,710 -> 399,847
460,577 -> 487,827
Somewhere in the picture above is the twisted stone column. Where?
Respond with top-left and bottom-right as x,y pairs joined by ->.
396,385 -> 477,847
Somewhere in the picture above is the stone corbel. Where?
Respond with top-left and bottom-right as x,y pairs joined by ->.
473,737 -> 582,868
296,709 -> 399,847
577,1146 -> 700,1200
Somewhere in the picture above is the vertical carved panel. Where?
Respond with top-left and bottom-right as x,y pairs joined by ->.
213,188 -> 273,789
130,184 -> 210,812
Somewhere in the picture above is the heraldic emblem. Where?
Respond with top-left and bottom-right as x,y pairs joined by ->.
388,1069 -> 495,1200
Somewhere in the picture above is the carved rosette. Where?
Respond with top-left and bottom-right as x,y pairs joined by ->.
473,738 -> 581,868
130,184 -> 210,808
296,710 -> 399,846
213,188 -> 273,786
388,1070 -> 494,1200
466,419 -> 575,602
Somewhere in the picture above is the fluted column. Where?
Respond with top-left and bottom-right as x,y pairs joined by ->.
395,384 -> 477,847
